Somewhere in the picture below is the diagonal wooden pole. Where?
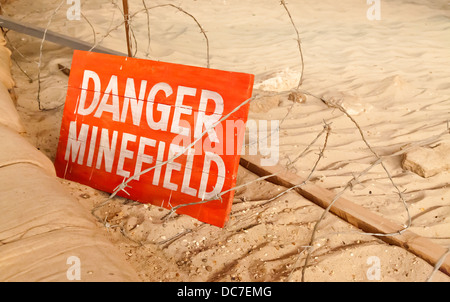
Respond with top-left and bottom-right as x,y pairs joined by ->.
122,0 -> 132,57
240,155 -> 450,277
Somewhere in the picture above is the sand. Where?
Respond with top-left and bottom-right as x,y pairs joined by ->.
1,0 -> 449,281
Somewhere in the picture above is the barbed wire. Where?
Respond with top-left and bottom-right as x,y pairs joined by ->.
88,2 -> 210,68
19,0 -> 450,281
36,0 -> 65,111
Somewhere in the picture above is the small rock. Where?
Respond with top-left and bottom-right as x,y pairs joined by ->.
402,142 -> 450,178
250,92 -> 281,113
288,91 -> 306,103
125,216 -> 139,231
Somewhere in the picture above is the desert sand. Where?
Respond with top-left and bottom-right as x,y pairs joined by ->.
0,0 -> 449,281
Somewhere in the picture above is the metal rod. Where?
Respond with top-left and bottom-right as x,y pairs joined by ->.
122,0 -> 132,57
0,15 -> 126,56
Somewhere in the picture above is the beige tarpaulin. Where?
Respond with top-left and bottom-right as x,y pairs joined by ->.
0,34 -> 24,133
0,32 -> 140,281
0,163 -> 140,281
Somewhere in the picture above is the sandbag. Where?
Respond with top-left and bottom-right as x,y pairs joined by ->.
0,163 -> 140,281
0,81 -> 25,133
0,32 -> 24,133
0,123 -> 54,176
0,34 -> 15,90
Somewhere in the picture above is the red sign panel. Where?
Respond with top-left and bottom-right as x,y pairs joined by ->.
54,50 -> 253,228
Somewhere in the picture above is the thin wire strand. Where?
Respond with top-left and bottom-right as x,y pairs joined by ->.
37,0 -> 65,111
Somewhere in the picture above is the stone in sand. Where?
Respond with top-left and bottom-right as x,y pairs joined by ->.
402,142 -> 450,178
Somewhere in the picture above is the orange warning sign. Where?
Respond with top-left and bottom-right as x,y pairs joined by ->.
54,50 -> 254,227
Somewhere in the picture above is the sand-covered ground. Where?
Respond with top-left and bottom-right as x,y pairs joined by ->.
1,0 -> 449,281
